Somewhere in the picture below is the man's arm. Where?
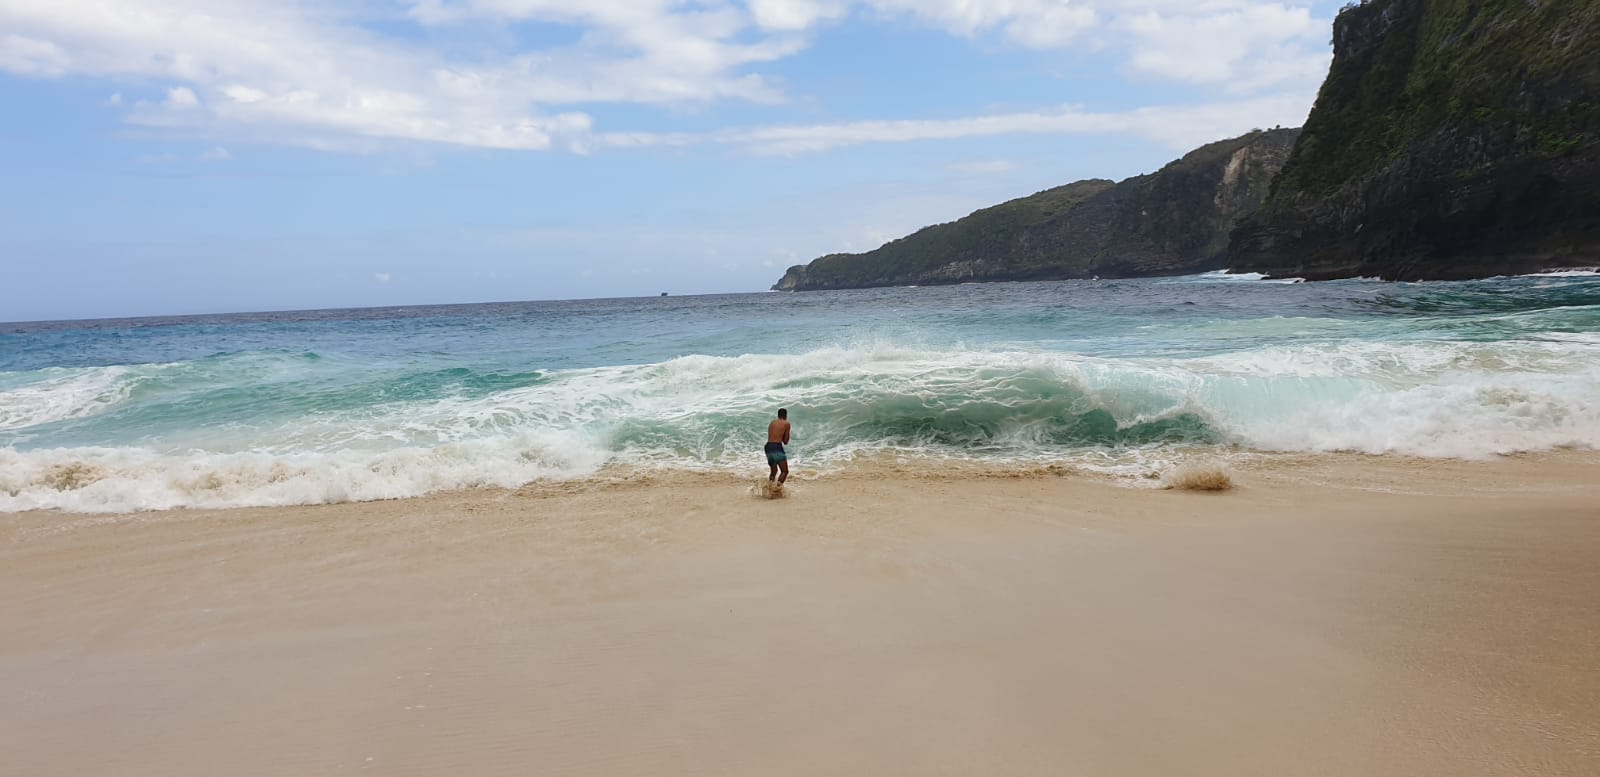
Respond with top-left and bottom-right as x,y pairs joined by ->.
782,423 -> 790,444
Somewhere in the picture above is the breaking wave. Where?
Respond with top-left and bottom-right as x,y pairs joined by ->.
4,337 -> 1598,513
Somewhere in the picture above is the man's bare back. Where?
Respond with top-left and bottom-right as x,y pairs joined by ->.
764,409 -> 790,484
767,418 -> 790,444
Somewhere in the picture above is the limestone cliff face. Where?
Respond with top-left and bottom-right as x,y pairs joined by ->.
1230,0 -> 1600,280
772,129 -> 1300,291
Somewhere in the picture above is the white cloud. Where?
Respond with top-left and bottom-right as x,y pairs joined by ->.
0,33 -> 72,76
1118,4 -> 1329,91
0,33 -> 71,76
748,1 -> 1326,55
858,0 -> 1098,47
602,93 -> 1314,153
784,1 -> 1333,86
199,146 -> 231,161
0,0 -> 603,151
165,86 -> 199,108
374,272 -> 392,283
0,0 -> 1334,153
749,0 -> 849,31
405,0 -> 804,105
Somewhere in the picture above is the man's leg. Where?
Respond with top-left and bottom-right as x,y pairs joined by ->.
769,461 -> 777,482
777,459 -> 788,485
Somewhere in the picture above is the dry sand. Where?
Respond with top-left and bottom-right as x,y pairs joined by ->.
3,453 -> 1598,776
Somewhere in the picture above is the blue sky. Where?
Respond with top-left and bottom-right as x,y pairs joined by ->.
0,0 -> 1344,321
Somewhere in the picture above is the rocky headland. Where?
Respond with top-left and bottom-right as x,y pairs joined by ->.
1228,0 -> 1600,280
776,0 -> 1600,290
773,128 -> 1300,291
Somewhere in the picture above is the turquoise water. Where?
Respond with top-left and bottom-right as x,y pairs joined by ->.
3,271 -> 1598,512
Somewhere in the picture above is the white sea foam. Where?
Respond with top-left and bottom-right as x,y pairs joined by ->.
0,438 -> 603,513
1166,270 -> 1306,284
1184,339 -> 1600,456
4,338 -> 1598,512
0,366 -> 142,432
1234,378 -> 1598,458
1525,268 -> 1599,277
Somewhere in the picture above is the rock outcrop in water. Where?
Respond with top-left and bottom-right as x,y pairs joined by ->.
1229,0 -> 1600,280
772,128 -> 1300,291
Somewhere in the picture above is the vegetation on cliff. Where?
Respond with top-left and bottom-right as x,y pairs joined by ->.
1231,0 -> 1600,280
774,128 -> 1300,291
787,179 -> 1114,291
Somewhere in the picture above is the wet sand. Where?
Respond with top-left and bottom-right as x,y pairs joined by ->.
3,453 -> 1598,776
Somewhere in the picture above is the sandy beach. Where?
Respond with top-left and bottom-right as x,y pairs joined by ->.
3,453 -> 1598,776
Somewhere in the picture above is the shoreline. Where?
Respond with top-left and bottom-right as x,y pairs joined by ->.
4,451 -> 1598,775
8,446 -> 1599,519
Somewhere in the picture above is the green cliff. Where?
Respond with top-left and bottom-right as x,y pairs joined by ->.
1230,0 -> 1600,280
773,128 -> 1301,291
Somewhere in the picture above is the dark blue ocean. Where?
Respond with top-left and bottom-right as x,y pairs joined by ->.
4,271 -> 1598,512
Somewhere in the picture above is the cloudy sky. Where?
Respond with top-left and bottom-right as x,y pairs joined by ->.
1,0 -> 1343,321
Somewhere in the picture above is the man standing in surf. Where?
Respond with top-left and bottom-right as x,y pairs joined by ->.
765,408 -> 791,485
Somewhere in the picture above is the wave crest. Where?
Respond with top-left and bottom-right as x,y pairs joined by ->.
4,339 -> 1598,512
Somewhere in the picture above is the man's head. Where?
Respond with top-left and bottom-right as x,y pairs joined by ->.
777,408 -> 787,419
